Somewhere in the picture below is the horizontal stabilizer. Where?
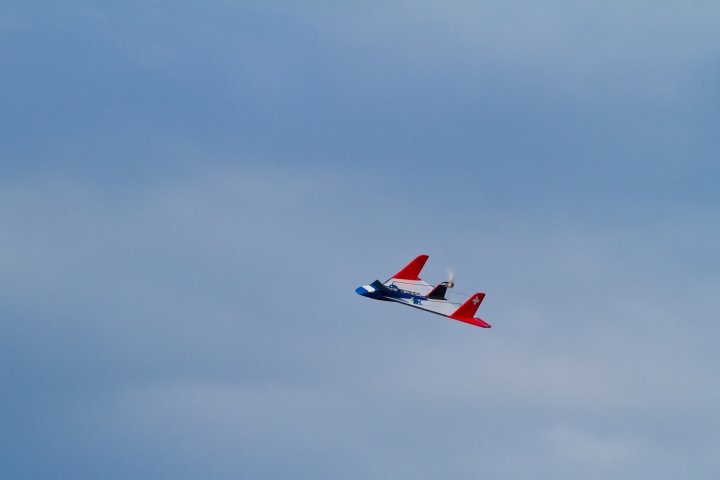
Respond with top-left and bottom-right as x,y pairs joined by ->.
392,255 -> 429,280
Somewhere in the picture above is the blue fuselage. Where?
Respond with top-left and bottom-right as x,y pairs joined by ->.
355,280 -> 425,304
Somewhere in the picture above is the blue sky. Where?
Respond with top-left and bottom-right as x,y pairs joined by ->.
2,2 -> 720,478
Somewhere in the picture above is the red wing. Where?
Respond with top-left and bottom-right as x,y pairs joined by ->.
391,255 -> 429,280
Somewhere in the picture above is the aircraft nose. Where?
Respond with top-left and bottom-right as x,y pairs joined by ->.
356,284 -> 376,296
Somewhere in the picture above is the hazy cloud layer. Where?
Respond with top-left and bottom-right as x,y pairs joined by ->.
2,2 -> 720,479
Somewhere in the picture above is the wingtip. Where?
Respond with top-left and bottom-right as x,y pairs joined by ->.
449,315 -> 491,328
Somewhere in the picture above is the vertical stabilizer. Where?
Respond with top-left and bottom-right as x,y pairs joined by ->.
391,255 -> 429,280
450,293 -> 486,319
449,292 -> 491,327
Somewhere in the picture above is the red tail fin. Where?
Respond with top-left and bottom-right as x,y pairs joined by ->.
450,293 -> 490,328
450,293 -> 485,319
392,255 -> 429,280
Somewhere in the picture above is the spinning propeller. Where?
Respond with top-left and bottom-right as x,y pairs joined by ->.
445,267 -> 455,289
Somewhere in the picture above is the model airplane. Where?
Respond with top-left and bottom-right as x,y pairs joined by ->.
356,255 -> 490,328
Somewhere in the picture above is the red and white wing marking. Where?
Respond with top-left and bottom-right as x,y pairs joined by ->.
448,294 -> 490,328
383,254 -> 434,296
386,294 -> 490,328
389,255 -> 428,281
